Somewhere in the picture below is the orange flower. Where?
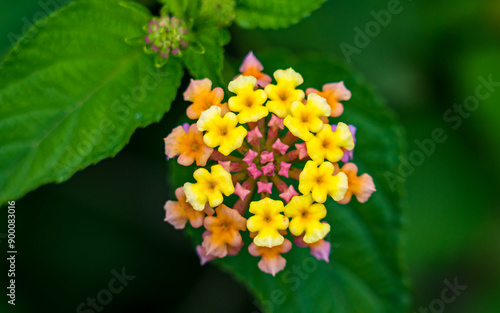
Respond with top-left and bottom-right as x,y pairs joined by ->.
164,123 -> 213,166
238,51 -> 272,87
306,82 -> 351,117
183,78 -> 227,119
202,205 -> 247,258
248,239 -> 292,276
164,187 -> 214,229
338,163 -> 376,204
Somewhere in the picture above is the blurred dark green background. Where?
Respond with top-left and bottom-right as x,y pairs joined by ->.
1,0 -> 499,312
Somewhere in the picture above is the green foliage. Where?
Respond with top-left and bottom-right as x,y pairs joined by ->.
198,0 -> 236,27
160,0 -> 197,20
234,0 -> 328,29
170,50 -> 410,313
0,0 -> 327,204
183,23 -> 228,86
457,49 -> 500,173
0,0 -> 183,204
162,0 -> 325,29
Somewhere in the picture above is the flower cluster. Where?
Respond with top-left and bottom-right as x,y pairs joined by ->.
144,14 -> 188,59
164,52 -> 376,276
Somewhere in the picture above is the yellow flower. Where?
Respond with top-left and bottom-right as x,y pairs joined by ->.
306,122 -> 355,164
283,93 -> 331,141
184,164 -> 235,211
197,106 -> 248,156
298,161 -> 348,203
284,194 -> 330,244
228,76 -> 269,124
247,198 -> 289,248
264,68 -> 305,118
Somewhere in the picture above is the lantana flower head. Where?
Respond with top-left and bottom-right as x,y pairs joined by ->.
163,52 -> 376,275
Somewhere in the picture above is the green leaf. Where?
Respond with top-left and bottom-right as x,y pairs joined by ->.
0,0 -> 184,204
169,50 -> 410,313
161,0 -> 235,26
198,0 -> 236,27
160,0 -> 189,17
160,0 -> 200,21
183,23 -> 227,86
235,0 -> 327,29
118,1 -> 152,18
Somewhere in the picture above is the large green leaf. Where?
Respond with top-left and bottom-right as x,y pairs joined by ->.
170,50 -> 410,313
0,0 -> 184,204
234,0 -> 327,29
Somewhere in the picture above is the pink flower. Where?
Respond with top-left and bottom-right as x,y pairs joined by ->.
257,181 -> 273,194
243,149 -> 258,165
235,182 -> 251,201
294,236 -> 331,262
248,239 -> 292,276
272,138 -> 289,155
278,185 -> 299,203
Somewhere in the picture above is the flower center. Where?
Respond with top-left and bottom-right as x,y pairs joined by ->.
278,89 -> 289,101
264,214 -> 272,223
301,113 -> 310,123
322,139 -> 330,149
219,127 -> 228,136
245,95 -> 254,107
